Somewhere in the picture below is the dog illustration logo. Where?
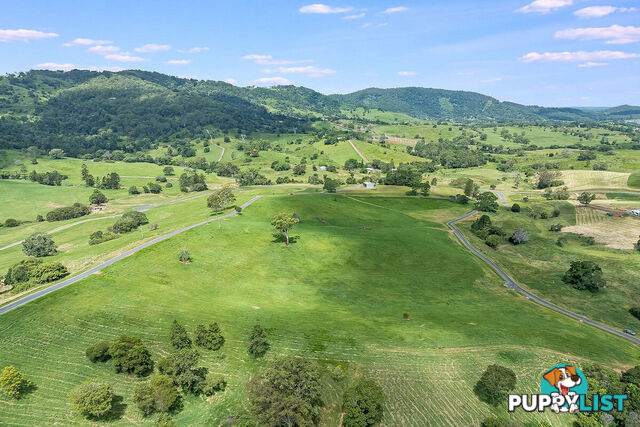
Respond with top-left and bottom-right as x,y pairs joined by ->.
541,364 -> 588,413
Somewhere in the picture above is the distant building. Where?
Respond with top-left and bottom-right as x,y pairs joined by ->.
365,167 -> 375,173
363,181 -> 375,189
319,165 -> 327,171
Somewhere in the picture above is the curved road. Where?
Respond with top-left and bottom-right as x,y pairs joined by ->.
447,207 -> 640,346
0,196 -> 262,315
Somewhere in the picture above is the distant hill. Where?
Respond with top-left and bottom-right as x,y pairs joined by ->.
330,87 -> 638,122
0,70 -> 638,155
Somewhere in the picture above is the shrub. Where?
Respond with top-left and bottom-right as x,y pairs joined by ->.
485,234 -> 501,248
474,364 -> 517,406
157,413 -> 177,427
163,166 -> 174,176
109,336 -> 154,376
556,237 -> 567,247
194,323 -> 225,350
36,215 -> 44,222
562,260 -> 605,292
178,248 -> 191,263
455,194 -> 469,204
630,307 -> 640,321
133,375 -> 178,415
46,203 -> 90,222
510,229 -> 529,245
111,211 -> 148,233
89,190 -> 108,205
129,186 -> 140,195
342,379 -> 386,427
552,206 -> 561,217
156,176 -> 167,183
86,341 -> 112,363
248,324 -> 269,358
4,258 -> 42,285
158,349 -> 207,393
89,230 -> 119,245
539,211 -> 549,219
549,224 -> 563,232
31,262 -> 69,283
22,232 -> 57,257
147,182 -> 162,194
510,203 -> 520,212
578,192 -> 596,205
0,366 -> 32,399
202,374 -> 227,396
148,223 -> 158,230
4,218 -> 19,227
69,379 -> 113,418
332,365 -> 344,381
165,182 -> 173,188
580,235 -> 596,246
170,320 -> 192,349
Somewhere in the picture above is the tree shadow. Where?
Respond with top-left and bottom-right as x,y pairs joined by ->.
271,233 -> 300,245
102,394 -> 127,421
20,381 -> 38,398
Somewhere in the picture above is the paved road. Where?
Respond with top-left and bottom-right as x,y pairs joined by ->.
0,196 -> 262,315
0,214 -> 122,252
447,209 -> 640,345
348,140 -> 369,163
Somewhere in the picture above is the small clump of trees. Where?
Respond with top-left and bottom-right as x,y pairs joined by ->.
22,232 -> 57,257
562,260 -> 605,292
207,187 -> 235,213
89,230 -> 119,245
133,374 -> 178,416
109,335 -> 154,376
89,190 -> 108,205
474,364 -> 517,406
110,211 -> 148,234
4,258 -> 69,290
342,379 -> 386,427
475,192 -> 499,212
46,203 -> 90,222
577,191 -> 596,205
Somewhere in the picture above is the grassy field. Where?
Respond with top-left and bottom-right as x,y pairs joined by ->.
564,206 -> 640,249
629,172 -> 640,188
458,200 -> 640,331
1,194 -> 638,425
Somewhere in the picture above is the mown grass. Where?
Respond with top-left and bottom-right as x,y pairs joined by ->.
629,172 -> 640,189
0,195 -> 637,426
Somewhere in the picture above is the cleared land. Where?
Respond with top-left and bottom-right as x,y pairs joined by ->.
1,195 -> 637,425
563,206 -> 640,249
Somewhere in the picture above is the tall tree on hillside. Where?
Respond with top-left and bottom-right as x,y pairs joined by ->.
577,192 -> 596,205
170,320 -> 192,349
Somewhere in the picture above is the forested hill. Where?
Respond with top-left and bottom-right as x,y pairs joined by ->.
0,70 -> 638,155
330,87 -> 640,122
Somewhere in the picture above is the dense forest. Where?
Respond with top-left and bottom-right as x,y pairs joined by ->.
0,70 -> 639,156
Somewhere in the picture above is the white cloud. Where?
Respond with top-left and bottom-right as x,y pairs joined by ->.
0,29 -> 59,42
342,12 -> 365,19
34,62 -> 76,71
262,65 -> 335,77
223,78 -> 237,84
519,50 -> 640,62
480,77 -> 503,83
243,54 -> 311,66
33,63 -> 124,72
178,46 -> 210,53
88,45 -> 120,54
573,6 -> 635,18
397,71 -> 418,76
105,53 -> 145,62
555,25 -> 640,45
577,61 -> 609,67
361,22 -> 388,28
515,0 -> 572,14
299,4 -> 353,14
253,77 -> 293,86
166,59 -> 191,65
63,37 -> 112,47
133,43 -> 171,53
381,6 -> 408,14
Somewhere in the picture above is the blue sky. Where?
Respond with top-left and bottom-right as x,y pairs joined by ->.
1,0 -> 639,106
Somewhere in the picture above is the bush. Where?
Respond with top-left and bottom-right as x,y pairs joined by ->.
129,186 -> 140,195
194,323 -> 225,350
248,324 -> 269,358
562,260 -> 605,292
549,224 -> 563,232
69,379 -> 113,418
178,248 -> 191,263
36,215 -> 44,222
455,194 -> 469,204
485,234 -> 501,248
158,349 -> 207,393
89,190 -> 108,205
0,366 -> 32,399
109,336 -> 154,376
556,237 -> 567,247
133,375 -> 178,415
31,262 -> 69,283
510,203 -> 520,212
342,379 -> 386,427
147,182 -> 163,194
89,230 -> 119,245
510,229 -> 529,245
111,211 -> 148,233
4,258 -> 42,285
156,176 -> 167,183
46,203 -> 90,222
86,341 -> 112,363
630,307 -> 640,321
474,364 -> 517,406
22,232 -> 57,257
170,320 -> 192,349
157,414 -> 177,427
4,218 -> 19,227
202,374 -> 227,396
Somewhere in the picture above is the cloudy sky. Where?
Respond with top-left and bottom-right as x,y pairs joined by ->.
1,0 -> 639,106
